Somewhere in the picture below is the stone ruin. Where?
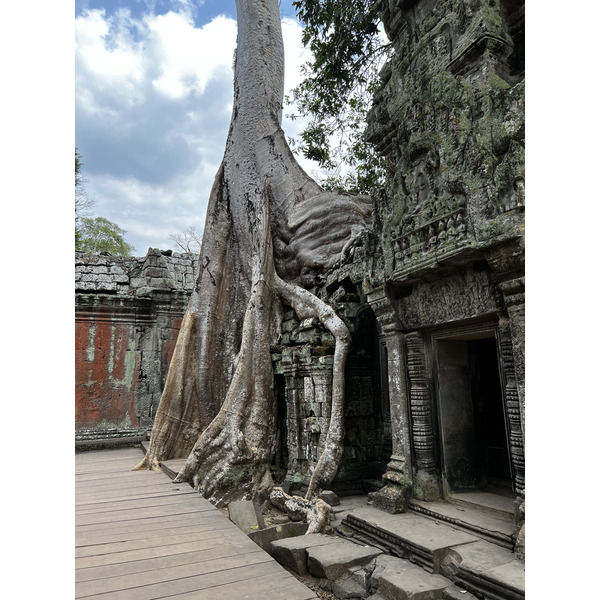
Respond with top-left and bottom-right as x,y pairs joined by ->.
75,0 -> 525,556
75,248 -> 199,443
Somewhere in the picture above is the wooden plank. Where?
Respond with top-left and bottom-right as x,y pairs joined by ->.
75,525 -> 239,559
78,561 -> 295,600
75,475 -> 180,491
75,453 -> 144,469
76,502 -> 217,526
170,571 -> 318,600
75,535 -> 254,570
76,548 -> 269,597
75,491 -> 202,514
75,448 -> 317,600
75,483 -> 187,500
76,538 -> 260,582
75,488 -> 197,508
76,518 -> 237,547
75,508 -> 224,534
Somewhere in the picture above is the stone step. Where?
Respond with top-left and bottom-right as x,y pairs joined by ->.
269,533 -> 343,576
268,534 -> 480,600
370,554 -> 477,600
340,506 -> 479,573
307,540 -> 383,582
409,498 -> 516,550
338,506 -> 524,600
440,540 -> 525,600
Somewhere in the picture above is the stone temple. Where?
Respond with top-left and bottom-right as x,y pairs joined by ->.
76,0 -> 525,567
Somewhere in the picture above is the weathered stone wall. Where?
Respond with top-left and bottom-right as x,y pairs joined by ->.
75,248 -> 199,441
272,280 -> 390,495
359,0 -> 525,510
270,1 -> 525,505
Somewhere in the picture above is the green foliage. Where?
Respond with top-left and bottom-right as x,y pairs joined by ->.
77,216 -> 136,256
75,149 -> 133,256
288,0 -> 389,193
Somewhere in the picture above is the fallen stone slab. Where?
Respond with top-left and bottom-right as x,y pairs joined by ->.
228,500 -> 265,534
332,563 -> 375,599
248,522 -> 308,551
269,534 -> 342,575
440,540 -> 524,600
370,554 -> 453,600
307,540 -> 382,582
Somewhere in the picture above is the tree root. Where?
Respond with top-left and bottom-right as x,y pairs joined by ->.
274,276 -> 351,500
269,487 -> 333,535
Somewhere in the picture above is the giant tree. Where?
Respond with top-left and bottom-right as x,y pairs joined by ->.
134,0 -> 372,514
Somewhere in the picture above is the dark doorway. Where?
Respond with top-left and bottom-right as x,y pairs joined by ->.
469,339 -> 512,488
436,335 -> 512,495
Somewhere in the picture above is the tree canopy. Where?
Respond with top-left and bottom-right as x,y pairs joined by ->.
77,216 -> 136,256
287,0 -> 389,193
75,149 -> 135,256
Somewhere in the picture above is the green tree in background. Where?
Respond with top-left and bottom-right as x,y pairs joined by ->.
75,148 -> 135,256
77,216 -> 136,256
288,0 -> 389,193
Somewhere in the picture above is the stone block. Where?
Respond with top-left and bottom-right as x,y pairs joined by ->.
227,500 -> 265,534
319,490 -> 340,506
248,522 -> 308,551
318,356 -> 335,365
371,554 -> 451,600
440,540 -> 524,599
270,534 -> 341,576
371,481 -> 411,514
97,282 -> 117,292
332,565 -> 371,599
306,540 -> 382,581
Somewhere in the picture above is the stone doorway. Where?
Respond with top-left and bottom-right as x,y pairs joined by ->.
435,333 -> 513,497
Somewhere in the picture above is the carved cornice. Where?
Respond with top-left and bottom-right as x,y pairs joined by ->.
367,287 -> 401,334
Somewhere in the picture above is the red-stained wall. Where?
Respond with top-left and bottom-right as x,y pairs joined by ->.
75,317 -> 139,428
75,294 -> 187,440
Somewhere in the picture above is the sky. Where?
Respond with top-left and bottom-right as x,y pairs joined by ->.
75,0 -> 320,255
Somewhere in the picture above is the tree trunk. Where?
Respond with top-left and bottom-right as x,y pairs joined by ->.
134,0 -> 372,511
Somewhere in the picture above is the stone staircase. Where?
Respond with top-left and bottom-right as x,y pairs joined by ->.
266,495 -> 524,600
155,454 -> 524,599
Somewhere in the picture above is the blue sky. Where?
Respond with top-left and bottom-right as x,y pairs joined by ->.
75,0 -> 318,254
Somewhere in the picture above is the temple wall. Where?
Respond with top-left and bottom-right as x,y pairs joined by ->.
75,248 -> 198,442
360,0 -> 525,509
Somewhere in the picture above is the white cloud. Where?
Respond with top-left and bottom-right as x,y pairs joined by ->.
76,5 -> 320,255
147,13 -> 236,99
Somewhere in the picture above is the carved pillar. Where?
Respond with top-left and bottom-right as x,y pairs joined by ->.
367,287 -> 413,513
485,238 -> 525,455
405,331 -> 441,500
497,318 -> 525,499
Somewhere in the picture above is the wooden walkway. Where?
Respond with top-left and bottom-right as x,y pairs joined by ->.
75,447 -> 317,599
